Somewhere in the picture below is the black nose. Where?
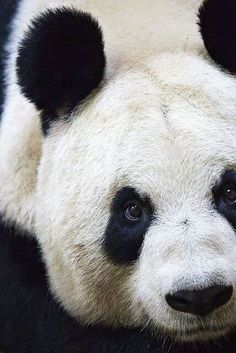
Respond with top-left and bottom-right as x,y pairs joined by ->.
166,285 -> 233,316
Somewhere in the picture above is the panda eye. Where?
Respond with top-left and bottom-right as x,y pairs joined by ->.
124,201 -> 143,221
213,171 -> 236,231
222,185 -> 236,205
104,187 -> 153,264
213,171 -> 236,208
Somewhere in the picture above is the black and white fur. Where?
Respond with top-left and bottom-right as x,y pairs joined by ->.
2,218 -> 236,353
1,0 -> 236,352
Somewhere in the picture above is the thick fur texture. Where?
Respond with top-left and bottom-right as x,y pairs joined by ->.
0,0 -> 203,233
35,54 -> 236,341
1,218 -> 236,353
2,0 -> 236,350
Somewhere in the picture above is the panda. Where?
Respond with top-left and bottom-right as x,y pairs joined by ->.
1,0 -> 236,352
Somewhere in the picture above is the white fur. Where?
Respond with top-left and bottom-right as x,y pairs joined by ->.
0,0 -> 203,230
1,0 -> 236,342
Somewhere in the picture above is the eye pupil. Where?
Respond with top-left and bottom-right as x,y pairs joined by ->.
125,203 -> 142,221
223,186 -> 236,203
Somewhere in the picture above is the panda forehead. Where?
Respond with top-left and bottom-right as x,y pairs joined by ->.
115,110 -> 236,189
112,142 -> 232,199
75,52 -> 236,129
50,53 -> 236,196
67,105 -> 236,206
81,80 -> 236,164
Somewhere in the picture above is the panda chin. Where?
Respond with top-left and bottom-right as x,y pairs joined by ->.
179,328 -> 231,343
164,325 -> 231,343
150,318 -> 234,343
146,320 -> 232,343
137,302 -> 235,343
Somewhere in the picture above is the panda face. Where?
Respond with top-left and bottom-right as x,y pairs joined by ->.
34,52 -> 236,342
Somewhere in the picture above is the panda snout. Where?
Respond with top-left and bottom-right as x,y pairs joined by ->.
165,285 -> 233,316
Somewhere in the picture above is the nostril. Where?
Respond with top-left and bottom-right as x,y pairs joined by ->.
209,285 -> 233,310
166,285 -> 233,316
166,290 -> 196,314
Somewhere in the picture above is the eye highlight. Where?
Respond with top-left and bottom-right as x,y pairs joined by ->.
222,185 -> 236,205
124,201 -> 143,221
213,171 -> 236,207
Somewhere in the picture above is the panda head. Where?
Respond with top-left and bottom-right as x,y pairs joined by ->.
16,0 -> 236,343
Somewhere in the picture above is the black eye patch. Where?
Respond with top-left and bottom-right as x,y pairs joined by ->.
213,170 -> 236,230
103,187 -> 153,265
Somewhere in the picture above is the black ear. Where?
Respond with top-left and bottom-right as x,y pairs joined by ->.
198,0 -> 236,73
16,7 -> 106,133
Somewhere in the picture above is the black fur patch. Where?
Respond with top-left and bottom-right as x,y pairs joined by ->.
104,187 -> 153,264
1,218 -> 236,352
0,0 -> 20,117
199,0 -> 236,73
16,8 -> 106,134
213,170 -> 236,230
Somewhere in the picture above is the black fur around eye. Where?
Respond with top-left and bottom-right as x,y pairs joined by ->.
104,187 -> 153,264
213,170 -> 236,229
